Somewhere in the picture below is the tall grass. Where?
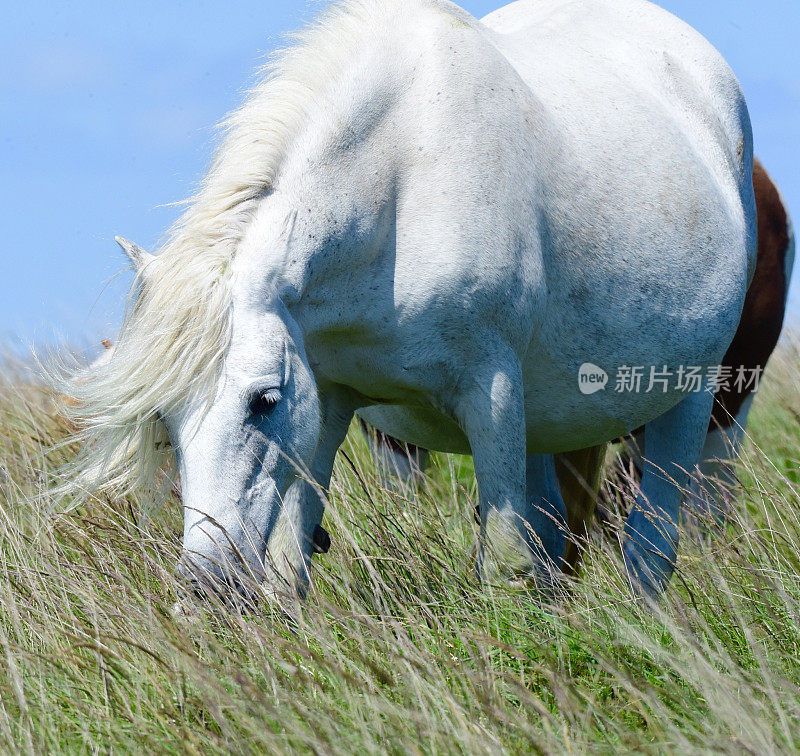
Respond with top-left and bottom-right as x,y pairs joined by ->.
1,339 -> 799,754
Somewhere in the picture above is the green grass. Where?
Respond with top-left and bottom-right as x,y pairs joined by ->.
1,339 -> 800,754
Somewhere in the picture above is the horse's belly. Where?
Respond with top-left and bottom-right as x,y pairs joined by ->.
359,294 -> 745,456
359,386 -> 682,456
360,382 -> 693,457
518,291 -> 746,453
357,405 -> 472,455
520,374 -> 684,453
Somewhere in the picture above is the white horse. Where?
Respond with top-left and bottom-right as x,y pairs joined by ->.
67,0 -> 756,601
365,157 -> 796,565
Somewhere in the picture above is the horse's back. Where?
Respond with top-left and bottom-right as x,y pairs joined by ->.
484,0 -> 753,218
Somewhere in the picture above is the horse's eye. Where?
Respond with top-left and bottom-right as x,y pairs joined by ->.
248,388 -> 281,417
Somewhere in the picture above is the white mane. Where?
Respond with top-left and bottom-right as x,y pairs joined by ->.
63,0 -> 464,495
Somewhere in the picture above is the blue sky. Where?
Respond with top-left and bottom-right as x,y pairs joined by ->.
2,0 -> 798,347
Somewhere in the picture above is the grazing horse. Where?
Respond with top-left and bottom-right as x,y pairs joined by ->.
369,158 -> 795,572
66,0 -> 756,601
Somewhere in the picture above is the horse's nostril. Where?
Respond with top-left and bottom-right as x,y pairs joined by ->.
312,525 -> 331,554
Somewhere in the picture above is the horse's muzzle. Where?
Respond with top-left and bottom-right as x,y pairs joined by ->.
176,552 -> 262,609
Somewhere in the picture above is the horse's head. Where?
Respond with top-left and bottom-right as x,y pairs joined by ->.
167,311 -> 320,601
118,209 -> 321,602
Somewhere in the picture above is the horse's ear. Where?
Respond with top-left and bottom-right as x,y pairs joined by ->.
115,236 -> 155,274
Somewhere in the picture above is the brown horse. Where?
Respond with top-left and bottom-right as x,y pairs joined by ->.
364,158 -> 795,573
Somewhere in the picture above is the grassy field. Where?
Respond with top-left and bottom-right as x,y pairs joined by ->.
1,340 -> 799,754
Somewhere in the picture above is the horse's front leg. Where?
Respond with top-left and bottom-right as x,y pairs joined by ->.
524,453 -> 569,585
264,389 -> 356,601
455,345 -> 562,587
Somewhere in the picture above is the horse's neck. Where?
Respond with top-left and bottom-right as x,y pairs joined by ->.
236,4 -> 502,318
241,75 -> 409,307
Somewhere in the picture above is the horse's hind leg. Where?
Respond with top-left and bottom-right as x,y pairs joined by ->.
359,419 -> 430,489
556,445 -> 608,575
624,387 -> 715,597
687,392 -> 754,525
